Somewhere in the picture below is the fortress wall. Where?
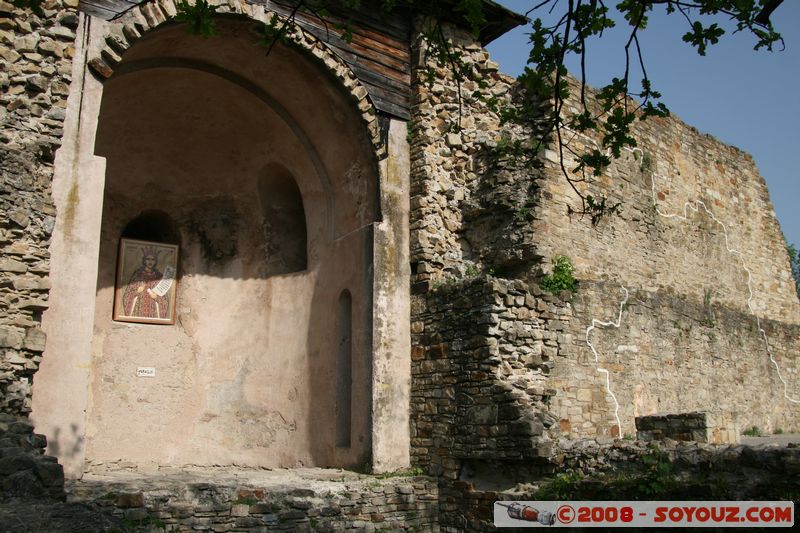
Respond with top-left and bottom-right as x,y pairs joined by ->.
410,277 -> 570,476
409,24 -> 521,292
551,280 -> 800,438
409,26 -> 800,443
533,80 -> 800,323
0,0 -> 77,418
534,78 -> 800,436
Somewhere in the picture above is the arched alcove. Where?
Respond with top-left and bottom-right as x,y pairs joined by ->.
121,210 -> 181,245
113,211 -> 181,325
31,15 -> 390,474
336,289 -> 353,448
258,164 -> 308,276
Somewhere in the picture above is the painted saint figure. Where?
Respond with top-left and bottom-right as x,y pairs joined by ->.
114,238 -> 178,324
122,248 -> 169,319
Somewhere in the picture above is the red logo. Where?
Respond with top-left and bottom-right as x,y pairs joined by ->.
557,505 -> 576,524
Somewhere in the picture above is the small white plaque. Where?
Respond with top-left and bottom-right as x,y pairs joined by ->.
137,367 -> 156,378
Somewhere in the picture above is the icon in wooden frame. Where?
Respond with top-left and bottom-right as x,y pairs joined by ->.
113,238 -> 179,324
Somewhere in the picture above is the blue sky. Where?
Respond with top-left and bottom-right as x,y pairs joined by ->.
487,1 -> 800,249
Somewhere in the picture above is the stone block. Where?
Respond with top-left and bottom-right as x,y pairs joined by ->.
576,389 -> 592,402
13,34 -> 38,53
510,416 -> 544,437
88,57 -> 114,79
32,459 -> 64,486
59,13 -> 79,29
248,503 -> 275,514
48,26 -> 76,41
466,405 -> 497,425
23,327 -> 46,352
0,468 -> 42,496
0,326 -> 25,349
287,497 -> 312,510
123,508 -> 149,521
13,275 -> 50,290
116,492 -> 144,508
230,503 -> 249,516
278,509 -> 306,521
0,258 -> 27,272
0,453 -> 35,474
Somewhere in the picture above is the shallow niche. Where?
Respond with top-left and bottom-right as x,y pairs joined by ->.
258,163 -> 308,276
113,210 -> 182,325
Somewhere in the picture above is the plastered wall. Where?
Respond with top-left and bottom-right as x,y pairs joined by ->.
31,13 -> 412,475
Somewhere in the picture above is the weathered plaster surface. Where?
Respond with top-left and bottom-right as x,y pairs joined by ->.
30,13 -> 107,478
371,118 -> 412,472
85,25 -> 375,471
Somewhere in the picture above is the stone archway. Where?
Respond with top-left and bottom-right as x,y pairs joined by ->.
31,5 -> 411,477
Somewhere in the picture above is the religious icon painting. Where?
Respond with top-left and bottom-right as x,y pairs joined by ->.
113,238 -> 179,324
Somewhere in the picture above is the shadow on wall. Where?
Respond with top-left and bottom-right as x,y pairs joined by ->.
259,163 -> 308,277
47,424 -> 84,461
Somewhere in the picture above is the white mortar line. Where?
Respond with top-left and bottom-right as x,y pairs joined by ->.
637,148 -> 800,406
585,287 -> 630,436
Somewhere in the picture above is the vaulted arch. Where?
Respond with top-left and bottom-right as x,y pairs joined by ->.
33,8 -> 410,476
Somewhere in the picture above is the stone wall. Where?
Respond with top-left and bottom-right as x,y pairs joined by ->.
66,470 -> 438,532
0,0 -> 77,417
411,277 -> 573,478
635,412 -> 732,443
408,21 -> 800,449
0,412 -> 64,500
534,76 -> 800,323
409,23 -> 532,292
452,437 -> 800,532
530,77 -> 800,435
550,281 -> 800,438
533,81 -> 800,436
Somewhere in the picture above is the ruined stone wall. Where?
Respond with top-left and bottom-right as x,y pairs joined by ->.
534,77 -> 800,323
411,278 -> 572,477
551,280 -> 800,438
411,276 -> 579,531
409,23 -> 533,293
0,0 -> 76,417
449,437 -> 800,532
409,22 -> 800,447
64,472 -> 439,532
533,78 -> 800,437
0,412 -> 64,500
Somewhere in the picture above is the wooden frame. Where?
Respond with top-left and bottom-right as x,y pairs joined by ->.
113,238 -> 179,325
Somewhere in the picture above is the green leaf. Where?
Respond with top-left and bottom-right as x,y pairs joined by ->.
175,0 -> 220,38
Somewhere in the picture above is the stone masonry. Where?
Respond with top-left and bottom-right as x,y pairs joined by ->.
552,280 -> 800,439
636,412 -> 724,443
0,412 -> 64,500
534,76 -> 800,436
65,470 -> 439,532
0,0 -> 77,416
0,467 -> 439,531
408,19 -> 800,449
0,2 -> 799,531
406,16 -> 800,529
409,22 -> 529,291
411,277 -> 572,477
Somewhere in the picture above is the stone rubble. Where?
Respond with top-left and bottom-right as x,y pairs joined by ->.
0,413 -> 64,501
